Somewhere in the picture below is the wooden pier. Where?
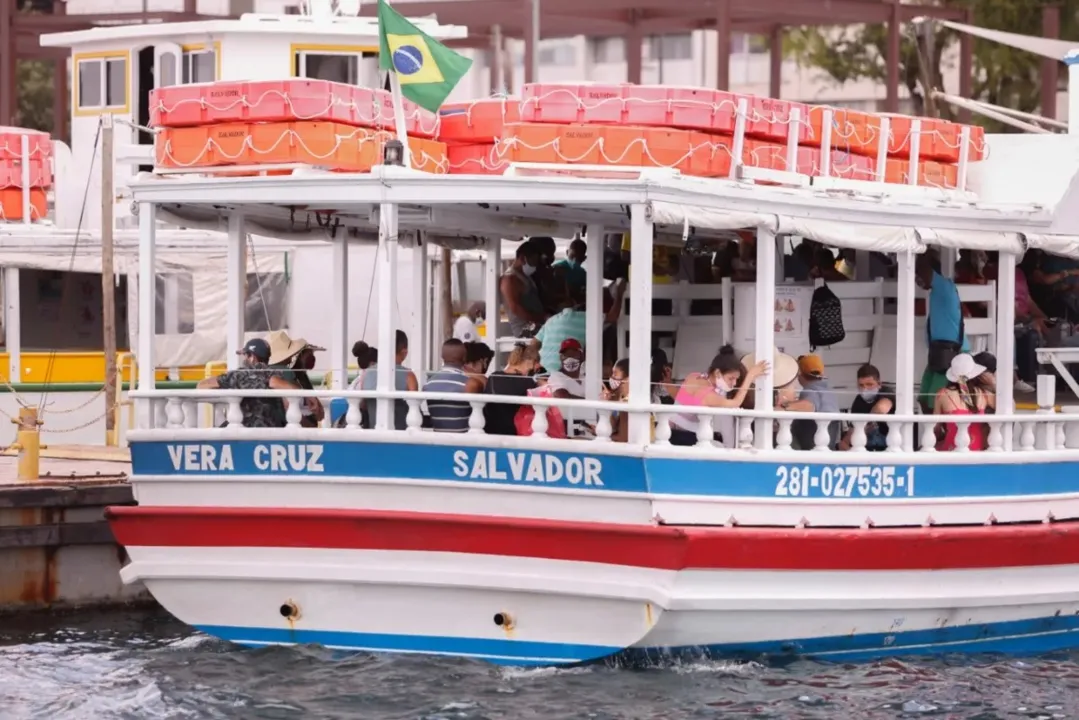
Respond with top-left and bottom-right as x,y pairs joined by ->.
0,447 -> 148,613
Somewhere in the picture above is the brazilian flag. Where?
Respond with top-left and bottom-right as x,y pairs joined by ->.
377,0 -> 473,113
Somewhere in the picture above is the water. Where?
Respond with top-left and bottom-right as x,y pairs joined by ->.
3,609 -> 1079,720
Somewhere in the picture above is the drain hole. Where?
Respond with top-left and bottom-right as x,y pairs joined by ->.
280,604 -> 294,618
493,613 -> 506,626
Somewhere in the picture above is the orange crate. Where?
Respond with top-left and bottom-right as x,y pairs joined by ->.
439,98 -> 520,143
0,188 -> 46,221
807,106 -> 883,157
447,143 -> 509,174
884,157 -> 959,189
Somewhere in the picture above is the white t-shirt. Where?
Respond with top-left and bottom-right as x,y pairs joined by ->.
545,371 -> 584,397
453,316 -> 479,342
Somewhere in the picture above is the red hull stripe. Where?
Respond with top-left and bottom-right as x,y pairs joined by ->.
106,506 -> 1079,571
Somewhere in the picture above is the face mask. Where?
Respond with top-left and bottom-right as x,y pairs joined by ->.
859,389 -> 878,402
714,376 -> 731,394
523,262 -> 537,276
562,358 -> 581,373
608,377 -> 622,390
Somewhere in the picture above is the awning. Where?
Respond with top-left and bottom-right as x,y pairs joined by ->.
935,19 -> 1079,61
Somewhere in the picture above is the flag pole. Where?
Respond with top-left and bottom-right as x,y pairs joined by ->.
388,72 -> 413,169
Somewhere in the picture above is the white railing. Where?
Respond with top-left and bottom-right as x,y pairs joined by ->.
129,388 -> 1075,455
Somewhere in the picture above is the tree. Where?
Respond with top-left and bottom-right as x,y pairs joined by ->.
784,0 -> 1079,129
15,60 -> 55,134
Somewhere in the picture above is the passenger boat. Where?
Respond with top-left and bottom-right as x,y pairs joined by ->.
43,5 -> 1079,665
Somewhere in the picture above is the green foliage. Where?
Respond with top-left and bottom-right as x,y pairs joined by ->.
15,60 -> 55,135
784,0 -> 1079,129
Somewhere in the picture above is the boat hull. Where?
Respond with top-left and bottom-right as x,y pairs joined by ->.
107,506 -> 1079,666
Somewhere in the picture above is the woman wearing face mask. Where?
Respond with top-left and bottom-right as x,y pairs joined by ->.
669,345 -> 768,447
268,331 -> 326,428
602,358 -> 658,443
484,342 -> 539,435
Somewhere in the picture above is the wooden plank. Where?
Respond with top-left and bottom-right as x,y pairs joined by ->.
0,521 -> 118,549
0,483 -> 133,509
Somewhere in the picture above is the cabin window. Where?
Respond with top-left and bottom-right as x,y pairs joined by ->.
76,55 -> 128,111
182,47 -> 217,84
155,274 -> 196,335
294,51 -> 360,85
245,272 -> 288,333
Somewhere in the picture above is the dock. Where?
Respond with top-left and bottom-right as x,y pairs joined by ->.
0,447 -> 149,613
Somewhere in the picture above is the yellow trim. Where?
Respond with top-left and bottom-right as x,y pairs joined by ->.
180,41 -> 223,82
72,49 -> 132,117
289,42 -> 379,77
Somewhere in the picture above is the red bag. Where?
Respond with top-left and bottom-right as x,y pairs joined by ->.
514,384 -> 567,438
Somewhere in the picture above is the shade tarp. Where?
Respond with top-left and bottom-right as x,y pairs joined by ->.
937,19 -> 1079,61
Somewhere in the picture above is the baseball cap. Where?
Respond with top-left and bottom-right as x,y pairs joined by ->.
237,338 -> 271,362
797,354 -> 826,379
973,351 -> 997,374
559,338 -> 583,354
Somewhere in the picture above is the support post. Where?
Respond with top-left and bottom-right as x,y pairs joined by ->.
5,267 -> 19,384
375,203 -> 399,431
440,246 -> 453,341
753,228 -> 776,450
885,1 -> 901,114
101,117 -> 118,445
53,1 -> 68,142
996,251 -> 1017,449
483,236 -> 501,360
895,250 -> 917,449
715,0 -> 731,91
0,1 -> 13,126
136,202 -> 157,429
490,25 -> 504,94
768,25 -> 783,99
523,0 -> 539,84
331,236 -> 349,391
411,237 -> 429,383
1041,4 -> 1061,120
958,8 -> 973,124
585,224 -> 605,400
14,406 -> 40,482
627,205 -> 653,444
226,213 -> 246,370
626,20 -> 643,85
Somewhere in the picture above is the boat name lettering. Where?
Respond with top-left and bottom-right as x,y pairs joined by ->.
452,450 -> 603,486
164,443 -> 325,472
774,465 -> 915,498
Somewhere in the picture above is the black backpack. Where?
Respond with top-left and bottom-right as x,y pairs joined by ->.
808,283 -> 845,349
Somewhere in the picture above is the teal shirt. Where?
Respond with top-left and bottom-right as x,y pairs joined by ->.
927,271 -> 970,353
535,308 -> 587,373
553,258 -> 587,292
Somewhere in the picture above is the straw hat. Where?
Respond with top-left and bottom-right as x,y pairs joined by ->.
946,353 -> 987,384
267,330 -> 324,366
740,350 -> 799,388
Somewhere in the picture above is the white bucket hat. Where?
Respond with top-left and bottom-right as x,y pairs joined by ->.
739,350 -> 799,388
946,353 -> 987,384
267,330 -> 324,366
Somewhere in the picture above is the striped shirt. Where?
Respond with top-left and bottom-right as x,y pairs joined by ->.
535,308 -> 587,373
423,366 -> 471,433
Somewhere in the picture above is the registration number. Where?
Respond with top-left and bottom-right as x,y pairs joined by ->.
774,465 -> 915,498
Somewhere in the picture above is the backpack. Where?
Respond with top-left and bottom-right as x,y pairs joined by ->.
808,283 -> 845,349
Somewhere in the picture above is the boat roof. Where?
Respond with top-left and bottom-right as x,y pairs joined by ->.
38,12 -> 468,48
127,166 -> 1079,259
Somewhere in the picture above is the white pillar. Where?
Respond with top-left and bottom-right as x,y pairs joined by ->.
627,204 -> 654,444
753,227 -> 776,450
895,249 -> 917,449
412,238 -> 429,384
996,250 -> 1017,449
585,224 -> 605,400
1068,51 -> 1079,135
4,267 -> 19,383
483,236 -> 500,365
226,213 -> 246,370
137,202 -> 157,429
330,236 -> 349,390
941,247 -> 957,280
375,203 -> 398,430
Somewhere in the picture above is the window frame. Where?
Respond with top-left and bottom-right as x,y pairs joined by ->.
180,42 -> 221,85
289,43 -> 378,87
73,51 -> 130,116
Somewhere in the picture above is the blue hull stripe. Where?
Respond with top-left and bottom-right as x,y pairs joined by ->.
195,625 -> 621,666
198,614 -> 1079,667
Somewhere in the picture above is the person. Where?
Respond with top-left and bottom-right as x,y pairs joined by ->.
499,240 -> 546,337
267,330 -> 326,428
602,358 -> 656,443
781,354 -> 841,451
670,346 -> 768,447
1014,265 -> 1046,393
423,339 -> 482,433
601,278 -> 628,372
916,254 -> 969,413
838,363 -> 895,451
535,284 -> 587,374
348,341 -> 377,391
464,341 -> 495,391
453,302 -> 486,343
553,237 -> 588,293
972,351 -> 998,412
934,353 -> 992,451
196,338 -> 298,427
484,342 -> 540,435
650,347 -> 678,404
530,236 -> 564,315
545,338 -> 586,399
360,330 -> 418,430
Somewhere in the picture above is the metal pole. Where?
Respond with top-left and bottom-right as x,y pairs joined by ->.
101,117 -> 118,446
492,24 -> 505,94
530,0 -> 540,83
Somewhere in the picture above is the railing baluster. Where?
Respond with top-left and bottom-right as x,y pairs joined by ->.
775,419 -> 793,450
955,420 -> 971,452
594,410 -> 613,442
285,399 -> 302,428
226,397 -> 243,427
406,399 -> 423,431
851,421 -> 867,451
919,422 -> 937,452
165,397 -> 185,429
1020,421 -> 1036,450
886,421 -> 902,453
654,413 -> 672,445
737,415 -> 754,449
531,402 -> 549,438
345,398 -> 362,429
987,421 -> 1003,452
468,402 -> 485,434
812,419 -> 831,451
696,415 -> 714,447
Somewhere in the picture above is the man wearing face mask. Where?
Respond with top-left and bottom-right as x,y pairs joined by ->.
546,338 -> 585,399
838,364 -> 895,451
553,238 -> 587,294
500,240 -> 547,337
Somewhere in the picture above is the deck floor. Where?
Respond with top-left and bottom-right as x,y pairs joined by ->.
0,446 -> 130,487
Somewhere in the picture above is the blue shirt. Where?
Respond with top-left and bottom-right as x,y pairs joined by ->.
553,258 -> 587,292
422,366 -> 471,433
927,271 -> 970,352
360,364 -> 412,430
